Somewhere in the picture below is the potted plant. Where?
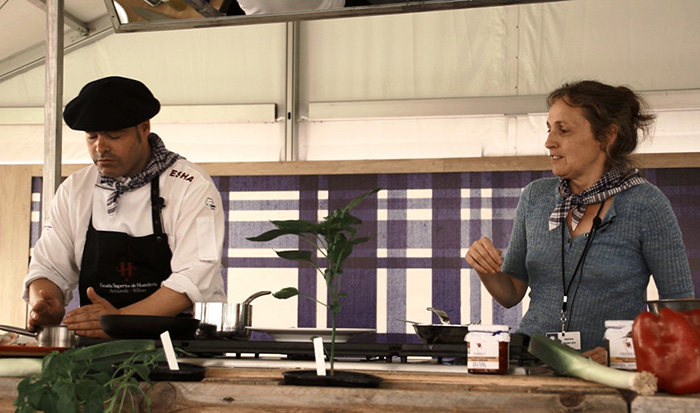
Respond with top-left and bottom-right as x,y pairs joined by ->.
246,187 -> 382,387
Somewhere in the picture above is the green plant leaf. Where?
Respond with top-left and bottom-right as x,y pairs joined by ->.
339,212 -> 363,228
85,396 -> 107,413
273,287 -> 300,299
37,392 -> 60,412
270,219 -> 320,232
343,187 -> 382,212
276,250 -> 314,264
131,363 -> 153,382
348,236 -> 370,245
56,395 -> 77,413
246,228 -> 298,242
14,340 -> 163,413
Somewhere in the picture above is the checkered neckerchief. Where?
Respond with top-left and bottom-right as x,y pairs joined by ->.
98,133 -> 182,216
549,168 -> 647,231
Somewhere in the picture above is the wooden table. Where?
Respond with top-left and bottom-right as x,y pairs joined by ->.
4,358 -> 700,412
1,365 -> 634,412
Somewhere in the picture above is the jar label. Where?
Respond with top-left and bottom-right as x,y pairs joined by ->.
609,337 -> 636,370
467,340 -> 500,369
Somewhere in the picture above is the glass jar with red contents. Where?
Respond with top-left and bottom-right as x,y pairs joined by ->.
604,320 -> 636,370
466,325 -> 510,374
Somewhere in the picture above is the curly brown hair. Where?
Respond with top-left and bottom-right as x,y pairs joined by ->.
547,80 -> 655,172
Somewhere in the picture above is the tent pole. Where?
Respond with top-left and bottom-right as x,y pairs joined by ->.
284,21 -> 300,162
43,0 -> 64,223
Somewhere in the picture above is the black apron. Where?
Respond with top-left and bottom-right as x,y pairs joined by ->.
79,177 -> 172,309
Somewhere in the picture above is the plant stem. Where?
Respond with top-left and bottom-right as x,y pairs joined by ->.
330,298 -> 337,374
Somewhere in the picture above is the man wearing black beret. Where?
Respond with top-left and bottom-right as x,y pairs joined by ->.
22,76 -> 226,338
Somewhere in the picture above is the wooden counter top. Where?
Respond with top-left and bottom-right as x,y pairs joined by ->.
3,364 -> 700,411
1,366 -> 631,412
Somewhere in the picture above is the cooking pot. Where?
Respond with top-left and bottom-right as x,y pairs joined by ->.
0,324 -> 78,348
194,290 -> 271,339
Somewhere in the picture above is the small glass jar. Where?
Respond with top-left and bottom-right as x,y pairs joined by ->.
466,325 -> 510,374
604,320 -> 636,370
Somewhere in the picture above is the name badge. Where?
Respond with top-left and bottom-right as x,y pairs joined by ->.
545,331 -> 581,351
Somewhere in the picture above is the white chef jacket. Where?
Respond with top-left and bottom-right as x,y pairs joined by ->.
23,159 -> 227,306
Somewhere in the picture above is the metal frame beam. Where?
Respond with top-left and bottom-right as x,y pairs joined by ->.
25,0 -> 90,34
0,10 -> 113,83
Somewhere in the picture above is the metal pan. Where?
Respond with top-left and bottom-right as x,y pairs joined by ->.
412,323 -> 470,344
646,299 -> 700,315
0,324 -> 78,348
99,315 -> 200,340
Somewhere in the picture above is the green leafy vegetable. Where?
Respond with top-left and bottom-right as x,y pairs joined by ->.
14,340 -> 168,413
528,334 -> 657,396
247,187 -> 382,374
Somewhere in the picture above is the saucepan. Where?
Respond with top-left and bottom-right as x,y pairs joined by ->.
0,324 -> 79,348
194,290 -> 271,339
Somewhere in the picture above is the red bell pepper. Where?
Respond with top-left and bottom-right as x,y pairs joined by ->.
632,308 -> 700,395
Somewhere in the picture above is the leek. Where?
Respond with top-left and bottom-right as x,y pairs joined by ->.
528,334 -> 657,396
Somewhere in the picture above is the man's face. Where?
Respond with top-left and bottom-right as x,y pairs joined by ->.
86,122 -> 152,179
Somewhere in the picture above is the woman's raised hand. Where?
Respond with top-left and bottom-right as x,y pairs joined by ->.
465,237 -> 503,275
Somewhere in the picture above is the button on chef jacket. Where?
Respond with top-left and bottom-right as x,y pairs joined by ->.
23,159 -> 227,307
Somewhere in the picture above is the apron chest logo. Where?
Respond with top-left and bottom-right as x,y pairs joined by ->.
118,261 -> 136,282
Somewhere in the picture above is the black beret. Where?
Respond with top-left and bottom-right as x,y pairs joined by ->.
63,76 -> 160,131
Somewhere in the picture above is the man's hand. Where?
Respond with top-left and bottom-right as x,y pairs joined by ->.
63,287 -> 119,338
28,289 -> 64,330
27,279 -> 65,330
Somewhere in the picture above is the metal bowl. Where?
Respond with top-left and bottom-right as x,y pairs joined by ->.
412,324 -> 469,344
646,299 -> 700,315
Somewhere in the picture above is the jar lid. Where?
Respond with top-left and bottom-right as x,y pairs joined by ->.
467,324 -> 509,332
604,320 -> 633,328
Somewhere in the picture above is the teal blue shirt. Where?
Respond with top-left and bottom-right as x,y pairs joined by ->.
503,178 -> 694,351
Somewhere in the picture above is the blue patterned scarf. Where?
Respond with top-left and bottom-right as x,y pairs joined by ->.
98,133 -> 182,216
549,168 -> 647,231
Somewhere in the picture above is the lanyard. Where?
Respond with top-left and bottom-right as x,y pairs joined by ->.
560,199 -> 606,333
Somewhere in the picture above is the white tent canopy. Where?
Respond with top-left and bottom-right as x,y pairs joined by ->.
0,0 -> 699,164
